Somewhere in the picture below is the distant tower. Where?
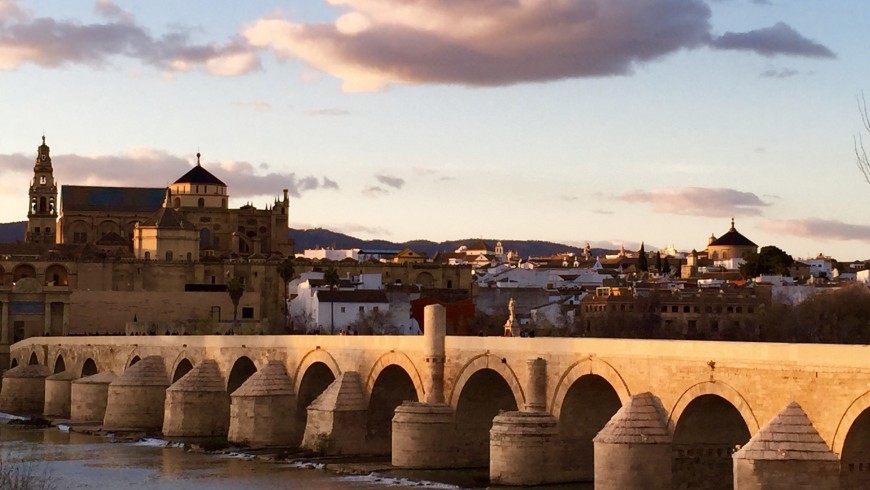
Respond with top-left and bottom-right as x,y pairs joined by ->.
26,135 -> 58,244
495,241 -> 504,256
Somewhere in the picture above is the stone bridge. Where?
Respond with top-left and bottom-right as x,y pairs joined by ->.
3,305 -> 870,489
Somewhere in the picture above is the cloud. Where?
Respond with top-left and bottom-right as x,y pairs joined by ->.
592,209 -> 614,215
710,22 -> 835,58
759,67 -> 799,78
233,100 -> 272,111
375,174 -> 405,189
243,0 -> 833,92
560,195 -> 579,202
761,218 -> 870,242
362,185 -> 388,197
0,0 -> 260,75
0,147 -> 337,200
304,108 -> 350,117
618,187 -> 770,217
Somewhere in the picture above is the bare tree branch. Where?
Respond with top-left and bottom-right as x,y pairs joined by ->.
856,91 -> 870,184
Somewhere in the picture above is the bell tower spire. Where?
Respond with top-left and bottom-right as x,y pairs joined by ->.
26,134 -> 58,244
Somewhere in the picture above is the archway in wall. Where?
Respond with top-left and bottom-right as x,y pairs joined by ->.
10,358 -> 18,369
557,374 -> 622,482
45,264 -> 69,286
128,356 -> 141,368
53,355 -> 66,374
0,265 -> 6,285
841,408 -> 870,489
296,362 -> 336,440
672,394 -> 750,490
12,264 -> 36,282
366,365 -> 418,455
172,359 -> 194,383
227,356 -> 257,395
81,358 -> 98,377
454,368 -> 518,468
414,272 -> 435,288
28,352 -> 38,366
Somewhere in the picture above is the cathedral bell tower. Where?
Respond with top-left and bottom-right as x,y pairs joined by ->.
26,135 -> 58,244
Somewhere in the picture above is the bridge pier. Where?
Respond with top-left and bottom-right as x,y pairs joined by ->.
228,360 -> 297,447
301,371 -> 368,454
163,359 -> 229,438
490,357 -> 561,486
733,401 -> 840,490
44,370 -> 77,418
393,304 -> 459,468
0,364 -> 50,415
102,356 -> 169,432
71,372 -> 117,423
593,392 -> 672,490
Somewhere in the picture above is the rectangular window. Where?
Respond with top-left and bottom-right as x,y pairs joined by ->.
373,306 -> 379,313
359,306 -> 365,313
340,307 -> 346,313
210,306 -> 221,322
241,307 -> 254,319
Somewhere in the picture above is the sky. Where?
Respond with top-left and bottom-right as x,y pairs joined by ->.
1,0 -> 870,260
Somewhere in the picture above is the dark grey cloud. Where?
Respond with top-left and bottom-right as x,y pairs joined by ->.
0,0 -> 259,74
245,0 -> 834,91
711,22 -> 834,58
618,187 -> 770,217
375,174 -> 405,189
760,67 -> 799,78
0,148 -> 336,199
762,218 -> 870,241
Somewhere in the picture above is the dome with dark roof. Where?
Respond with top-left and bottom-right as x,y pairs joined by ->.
173,164 -> 226,186
709,219 -> 757,247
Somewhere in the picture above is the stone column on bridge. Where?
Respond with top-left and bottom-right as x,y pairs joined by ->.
44,370 -> 78,418
163,359 -> 229,438
0,364 -> 51,415
71,372 -> 117,423
228,360 -> 297,448
392,304 -> 458,468
733,401 -> 839,490
301,371 -> 369,454
593,392 -> 672,490
102,356 -> 169,432
490,357 -> 561,486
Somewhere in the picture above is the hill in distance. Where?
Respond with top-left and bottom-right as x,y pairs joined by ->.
0,221 -> 612,258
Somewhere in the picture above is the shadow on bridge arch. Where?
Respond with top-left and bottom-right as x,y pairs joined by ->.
81,358 -> 98,377
449,354 -> 524,468
833,390 -> 870,489
172,358 -> 194,383
53,354 -> 66,374
28,352 -> 39,366
227,356 -> 258,395
669,381 -> 757,490
365,352 -> 422,455
294,350 -> 341,441
551,358 -> 627,483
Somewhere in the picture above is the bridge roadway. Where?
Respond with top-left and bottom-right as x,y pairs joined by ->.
4,306 -> 870,489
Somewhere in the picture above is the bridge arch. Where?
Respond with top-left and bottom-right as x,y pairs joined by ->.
668,380 -> 759,434
292,348 -> 341,397
835,391 -> 870,488
28,351 -> 40,366
365,356 -> 422,455
227,356 -> 258,395
364,351 -> 425,404
550,357 -> 630,419
81,358 -> 98,377
172,358 -> 194,383
53,354 -> 66,374
448,353 -> 524,410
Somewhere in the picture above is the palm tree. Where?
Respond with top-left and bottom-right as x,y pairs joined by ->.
226,275 -> 245,323
277,256 -> 295,331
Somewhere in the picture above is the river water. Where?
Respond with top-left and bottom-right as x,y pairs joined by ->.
0,420 -> 594,489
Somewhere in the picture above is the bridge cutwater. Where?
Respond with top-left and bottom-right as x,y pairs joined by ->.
3,304 -> 869,489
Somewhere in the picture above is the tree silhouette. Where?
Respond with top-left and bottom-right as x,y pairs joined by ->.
637,242 -> 648,272
661,255 -> 671,275
653,251 -> 662,272
324,266 -> 340,333
226,275 -> 245,322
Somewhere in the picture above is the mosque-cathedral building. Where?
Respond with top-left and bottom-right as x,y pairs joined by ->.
0,137 -> 292,360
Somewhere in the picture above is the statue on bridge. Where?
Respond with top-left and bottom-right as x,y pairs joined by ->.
503,297 -> 519,337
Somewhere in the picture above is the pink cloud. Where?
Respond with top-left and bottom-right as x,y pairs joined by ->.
761,218 -> 870,242
618,187 -> 769,217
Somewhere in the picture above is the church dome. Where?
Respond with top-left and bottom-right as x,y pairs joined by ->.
709,219 -> 757,247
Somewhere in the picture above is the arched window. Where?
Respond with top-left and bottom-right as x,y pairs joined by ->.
198,197 -> 205,208
200,228 -> 210,248
144,251 -> 151,260
39,196 -> 46,213
173,197 -> 181,208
